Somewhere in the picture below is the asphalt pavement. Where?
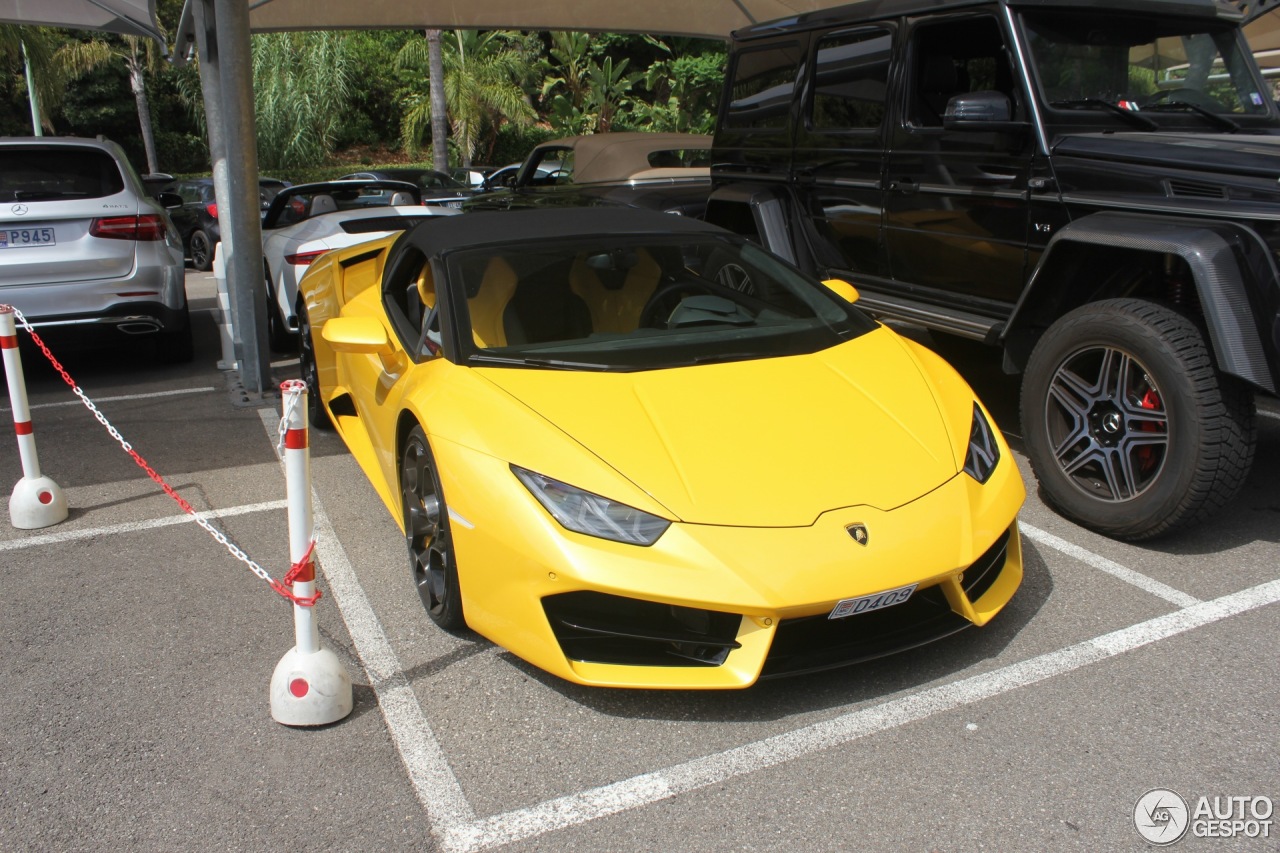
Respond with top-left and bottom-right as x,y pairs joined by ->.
1,269 -> 1277,852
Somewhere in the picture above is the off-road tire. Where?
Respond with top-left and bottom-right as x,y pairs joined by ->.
1020,298 -> 1255,540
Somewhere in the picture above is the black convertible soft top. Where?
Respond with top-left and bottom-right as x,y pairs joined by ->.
399,206 -> 727,259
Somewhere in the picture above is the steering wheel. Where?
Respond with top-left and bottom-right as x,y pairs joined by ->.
1142,87 -> 1221,111
714,262 -> 755,295
639,279 -> 720,329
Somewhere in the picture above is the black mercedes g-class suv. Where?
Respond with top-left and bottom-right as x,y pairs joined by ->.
705,0 -> 1280,540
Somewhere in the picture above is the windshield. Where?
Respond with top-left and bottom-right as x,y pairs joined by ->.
1021,11 -> 1274,121
446,233 -> 877,371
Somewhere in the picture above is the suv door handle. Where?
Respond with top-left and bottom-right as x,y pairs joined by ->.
889,178 -> 918,194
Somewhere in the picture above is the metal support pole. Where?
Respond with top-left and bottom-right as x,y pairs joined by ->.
197,0 -> 273,396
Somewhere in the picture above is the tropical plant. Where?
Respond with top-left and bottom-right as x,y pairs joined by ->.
627,43 -> 726,134
56,32 -> 166,172
252,31 -> 352,171
396,29 -> 537,168
1,26 -> 69,135
541,32 -> 642,135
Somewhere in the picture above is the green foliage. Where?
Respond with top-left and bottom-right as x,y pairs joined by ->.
3,26 -> 728,172
252,31 -> 353,170
396,29 -> 537,165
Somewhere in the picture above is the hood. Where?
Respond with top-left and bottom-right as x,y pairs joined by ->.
1053,132 -> 1280,179
477,328 -> 958,527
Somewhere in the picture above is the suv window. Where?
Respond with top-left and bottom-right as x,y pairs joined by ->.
725,43 -> 803,130
0,147 -> 125,202
909,16 -> 1020,127
810,29 -> 893,131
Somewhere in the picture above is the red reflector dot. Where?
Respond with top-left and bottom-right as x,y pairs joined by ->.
289,678 -> 309,698
37,491 -> 53,505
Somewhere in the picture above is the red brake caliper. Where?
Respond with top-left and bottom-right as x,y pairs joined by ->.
1135,388 -> 1163,473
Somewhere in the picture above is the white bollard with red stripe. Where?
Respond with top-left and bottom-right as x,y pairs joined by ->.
1,305 -> 68,530
270,379 -> 352,726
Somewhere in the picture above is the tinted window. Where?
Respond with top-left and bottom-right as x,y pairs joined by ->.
725,44 -> 802,129
0,147 -> 125,202
811,29 -> 893,130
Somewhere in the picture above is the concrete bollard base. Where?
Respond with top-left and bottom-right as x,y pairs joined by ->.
9,475 -> 68,530
269,646 -> 353,726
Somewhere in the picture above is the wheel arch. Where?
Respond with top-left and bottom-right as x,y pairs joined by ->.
1002,212 -> 1276,394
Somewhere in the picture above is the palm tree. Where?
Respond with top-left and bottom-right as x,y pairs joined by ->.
0,26 -> 66,134
397,30 -> 537,169
56,33 -> 165,173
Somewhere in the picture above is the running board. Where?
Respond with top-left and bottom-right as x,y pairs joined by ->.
855,291 -> 1004,342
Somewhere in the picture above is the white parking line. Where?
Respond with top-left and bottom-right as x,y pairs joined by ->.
1020,523 -> 1201,608
0,385 -> 216,413
0,499 -> 286,551
257,409 -> 475,830
445,577 -> 1280,852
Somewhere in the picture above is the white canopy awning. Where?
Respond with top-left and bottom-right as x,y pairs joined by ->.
0,0 -> 164,41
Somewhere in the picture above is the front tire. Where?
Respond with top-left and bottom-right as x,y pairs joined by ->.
1020,299 -> 1255,540
401,426 -> 466,631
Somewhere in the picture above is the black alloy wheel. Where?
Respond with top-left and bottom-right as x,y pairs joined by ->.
296,302 -> 332,430
401,425 -> 465,631
1020,298 -> 1255,540
190,229 -> 213,272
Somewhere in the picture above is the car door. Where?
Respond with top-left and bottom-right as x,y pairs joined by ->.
790,24 -> 895,282
883,12 -> 1034,310
335,245 -> 442,485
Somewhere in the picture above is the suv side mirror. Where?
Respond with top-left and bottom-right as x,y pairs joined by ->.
943,91 -> 1029,132
157,191 -> 184,209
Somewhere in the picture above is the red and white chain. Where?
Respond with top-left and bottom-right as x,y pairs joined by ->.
9,306 -> 316,605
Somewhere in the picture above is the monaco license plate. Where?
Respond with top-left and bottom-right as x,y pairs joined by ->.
829,583 -> 917,620
0,227 -> 55,249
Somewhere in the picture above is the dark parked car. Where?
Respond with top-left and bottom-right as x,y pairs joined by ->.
703,0 -> 1280,540
163,176 -> 291,271
338,168 -> 469,208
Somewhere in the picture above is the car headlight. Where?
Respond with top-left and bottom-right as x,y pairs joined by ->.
963,403 -> 1000,484
512,466 -> 671,546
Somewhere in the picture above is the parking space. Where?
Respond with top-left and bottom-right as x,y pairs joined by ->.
2,271 -> 1277,850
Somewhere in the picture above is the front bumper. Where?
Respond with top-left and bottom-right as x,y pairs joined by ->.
439,438 -> 1025,689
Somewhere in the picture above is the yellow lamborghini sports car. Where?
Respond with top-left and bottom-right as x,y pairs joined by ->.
298,208 -> 1025,689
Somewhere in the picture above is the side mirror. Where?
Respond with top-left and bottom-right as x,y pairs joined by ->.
822,278 -> 860,304
322,316 -> 394,355
157,191 -> 183,209
943,91 -> 1030,132
322,316 -> 406,374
